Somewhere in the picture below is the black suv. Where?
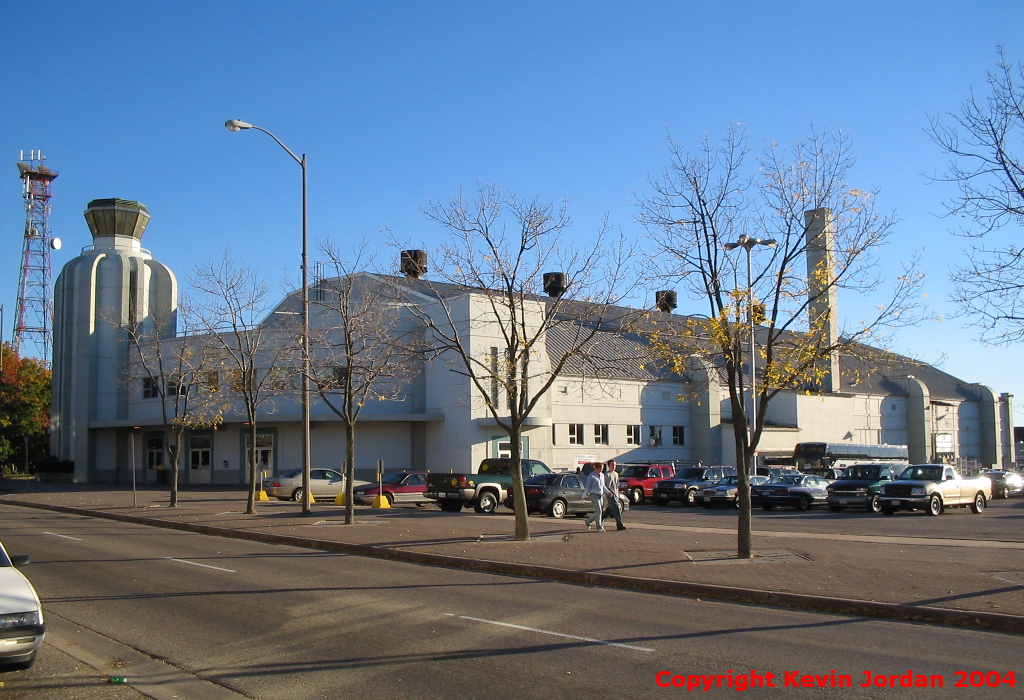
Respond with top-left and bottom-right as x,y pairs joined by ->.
652,466 -> 736,506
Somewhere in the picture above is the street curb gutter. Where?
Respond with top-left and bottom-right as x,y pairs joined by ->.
6,499 -> 1022,636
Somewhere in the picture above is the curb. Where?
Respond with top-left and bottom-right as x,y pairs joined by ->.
5,498 -> 1023,635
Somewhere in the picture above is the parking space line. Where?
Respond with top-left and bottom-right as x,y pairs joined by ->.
163,558 -> 236,573
42,531 -> 83,541
445,613 -> 654,652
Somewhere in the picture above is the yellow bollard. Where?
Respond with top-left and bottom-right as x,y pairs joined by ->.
309,493 -> 316,504
371,494 -> 391,509
334,493 -> 346,506
256,489 -> 270,501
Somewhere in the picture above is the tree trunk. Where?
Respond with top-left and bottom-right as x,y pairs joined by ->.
167,441 -> 180,508
344,418 -> 356,525
246,422 -> 258,515
508,425 -> 530,542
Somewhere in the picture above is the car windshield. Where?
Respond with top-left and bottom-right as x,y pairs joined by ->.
767,476 -> 802,485
716,476 -> 739,486
526,474 -> 560,486
899,466 -> 943,481
381,473 -> 407,485
675,468 -> 706,479
280,469 -> 301,479
841,465 -> 883,480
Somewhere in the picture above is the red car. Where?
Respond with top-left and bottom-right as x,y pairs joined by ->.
617,464 -> 675,504
352,471 -> 430,506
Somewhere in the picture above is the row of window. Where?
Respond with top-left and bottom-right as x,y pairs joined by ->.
140,367 -> 350,399
562,424 -> 685,447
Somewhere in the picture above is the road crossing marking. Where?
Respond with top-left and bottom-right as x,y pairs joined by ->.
163,558 -> 236,572
445,613 -> 654,652
42,531 -> 83,541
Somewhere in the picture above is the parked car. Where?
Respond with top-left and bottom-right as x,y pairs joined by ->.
0,540 -> 45,670
879,464 -> 991,516
826,463 -> 896,512
352,471 -> 430,506
426,459 -> 552,513
803,467 -> 844,480
262,468 -> 368,502
617,463 -> 675,504
701,475 -> 769,508
652,466 -> 736,506
521,473 -> 630,518
980,469 -> 1023,499
751,474 -> 831,511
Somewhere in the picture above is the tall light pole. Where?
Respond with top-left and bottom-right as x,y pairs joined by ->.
225,119 -> 312,515
724,234 -> 775,559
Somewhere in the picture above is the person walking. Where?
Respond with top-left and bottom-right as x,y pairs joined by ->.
583,462 -> 612,532
604,459 -> 626,530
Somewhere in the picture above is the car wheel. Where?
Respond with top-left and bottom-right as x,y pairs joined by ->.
684,489 -> 697,506
439,502 -> 463,512
291,488 -> 304,502
761,503 -> 774,511
732,499 -> 740,509
997,486 -> 1008,499
653,496 -> 668,506
926,494 -> 942,516
384,493 -> 394,507
630,487 -> 644,505
881,505 -> 895,515
795,495 -> 812,511
549,499 -> 567,519
970,492 -> 986,514
828,505 -> 845,512
868,495 -> 882,513
474,490 -> 499,514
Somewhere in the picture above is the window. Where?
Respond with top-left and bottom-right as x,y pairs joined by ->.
231,369 -> 253,393
672,426 -> 685,446
268,368 -> 295,391
165,374 -> 186,397
568,423 -> 585,445
626,424 -> 641,445
197,371 -> 219,393
190,436 -> 212,470
594,424 -> 609,445
317,366 -> 347,391
142,377 -> 160,399
649,425 -> 662,447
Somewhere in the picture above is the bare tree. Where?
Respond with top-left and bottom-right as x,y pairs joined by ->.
191,254 -> 296,514
928,48 -> 1024,342
310,239 -> 420,524
124,298 -> 226,507
411,184 -> 639,541
637,126 -> 922,558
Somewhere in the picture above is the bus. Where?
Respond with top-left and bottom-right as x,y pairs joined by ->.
793,442 -> 909,472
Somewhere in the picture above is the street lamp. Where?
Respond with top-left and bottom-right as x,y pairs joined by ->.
225,119 -> 312,515
723,234 -> 776,476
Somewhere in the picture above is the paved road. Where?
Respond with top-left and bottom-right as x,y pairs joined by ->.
3,506 -> 1022,699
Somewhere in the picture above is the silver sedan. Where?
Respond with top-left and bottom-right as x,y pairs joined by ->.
262,468 -> 368,502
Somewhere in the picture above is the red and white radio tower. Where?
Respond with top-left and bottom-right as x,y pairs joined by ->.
13,151 -> 61,366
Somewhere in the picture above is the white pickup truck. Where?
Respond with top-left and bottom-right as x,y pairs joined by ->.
878,464 -> 991,516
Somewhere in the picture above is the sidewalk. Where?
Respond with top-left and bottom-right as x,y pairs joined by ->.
2,481 -> 1023,633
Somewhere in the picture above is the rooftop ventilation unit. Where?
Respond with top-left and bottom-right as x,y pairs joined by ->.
400,250 -> 428,279
655,290 -> 677,313
543,272 -> 567,297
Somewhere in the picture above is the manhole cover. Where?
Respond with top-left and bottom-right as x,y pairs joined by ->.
684,549 -> 808,565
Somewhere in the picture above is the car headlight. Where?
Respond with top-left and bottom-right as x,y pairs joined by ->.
0,611 -> 41,629
911,488 -> 925,496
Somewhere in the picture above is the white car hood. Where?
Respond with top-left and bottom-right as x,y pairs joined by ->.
0,567 -> 43,616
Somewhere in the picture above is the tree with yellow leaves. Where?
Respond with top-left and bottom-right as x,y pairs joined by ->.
637,126 -> 922,558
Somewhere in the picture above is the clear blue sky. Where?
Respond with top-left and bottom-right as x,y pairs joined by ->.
2,1 -> 1023,423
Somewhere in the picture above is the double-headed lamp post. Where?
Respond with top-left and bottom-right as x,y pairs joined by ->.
225,119 -> 312,515
723,234 -> 776,478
